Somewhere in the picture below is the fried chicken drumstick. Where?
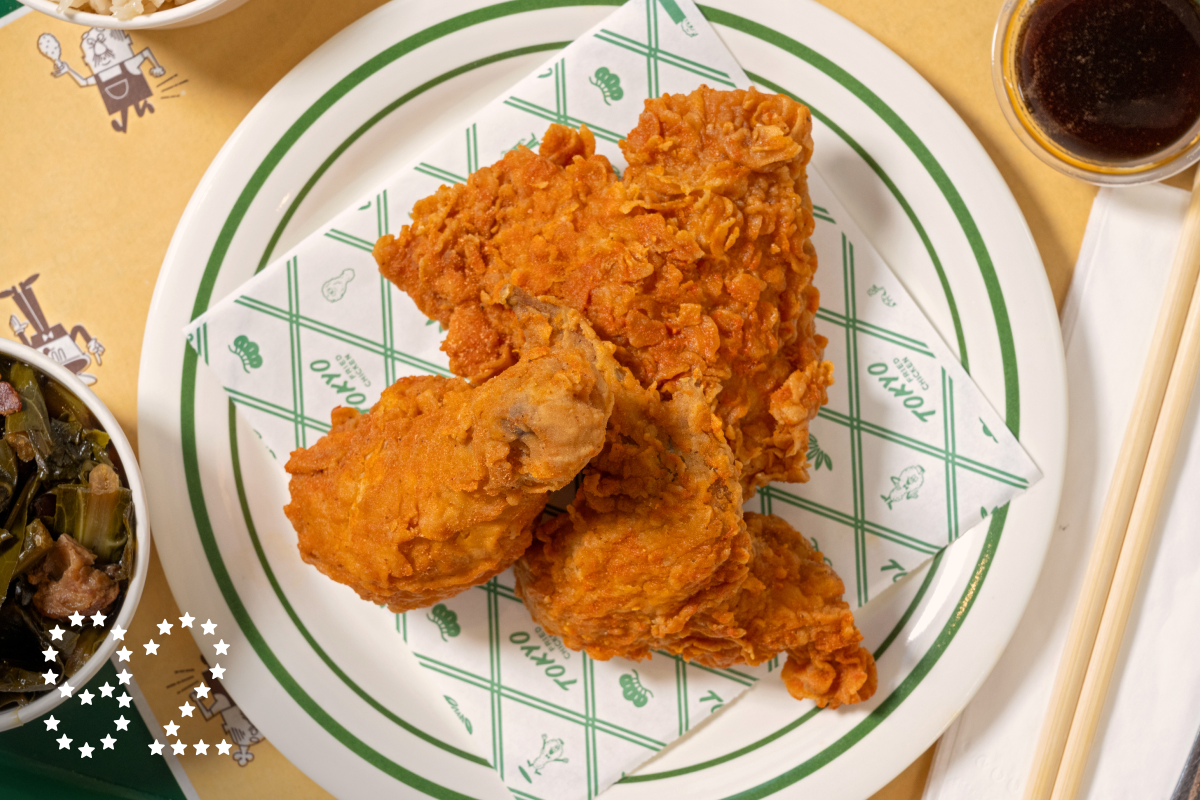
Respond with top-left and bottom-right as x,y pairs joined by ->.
375,86 -> 832,497
513,376 -> 876,709
284,294 -> 618,611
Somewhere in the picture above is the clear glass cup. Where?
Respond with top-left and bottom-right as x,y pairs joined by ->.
992,0 -> 1200,186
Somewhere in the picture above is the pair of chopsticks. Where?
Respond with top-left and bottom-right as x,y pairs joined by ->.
1025,167 -> 1200,800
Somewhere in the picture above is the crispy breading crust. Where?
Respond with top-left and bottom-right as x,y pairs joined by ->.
514,381 -> 875,708
374,86 -> 832,497
370,87 -> 873,707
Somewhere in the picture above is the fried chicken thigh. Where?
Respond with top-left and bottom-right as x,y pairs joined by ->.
284,295 -> 618,611
514,378 -> 876,708
375,86 -> 832,496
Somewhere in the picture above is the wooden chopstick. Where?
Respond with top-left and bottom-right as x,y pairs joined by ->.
1050,182 -> 1200,799
1024,166 -> 1200,800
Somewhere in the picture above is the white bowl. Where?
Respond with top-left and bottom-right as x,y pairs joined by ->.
20,0 -> 249,30
0,337 -> 150,731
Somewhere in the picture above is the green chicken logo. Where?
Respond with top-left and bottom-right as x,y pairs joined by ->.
426,604 -> 461,641
228,335 -> 263,373
590,67 -> 624,105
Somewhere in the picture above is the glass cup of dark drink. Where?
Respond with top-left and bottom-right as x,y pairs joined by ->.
993,0 -> 1200,184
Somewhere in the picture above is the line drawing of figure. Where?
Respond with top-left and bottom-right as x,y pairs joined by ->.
881,464 -> 925,510
190,660 -> 265,767
518,734 -> 568,782
2,274 -> 104,385
38,28 -> 165,133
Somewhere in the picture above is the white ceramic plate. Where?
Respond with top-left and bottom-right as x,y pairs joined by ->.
137,1 -> 1067,797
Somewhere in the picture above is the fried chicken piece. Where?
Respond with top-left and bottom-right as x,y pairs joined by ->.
375,86 -> 832,496
284,295 -> 618,612
27,532 -> 119,619
513,379 -> 875,708
742,514 -> 877,708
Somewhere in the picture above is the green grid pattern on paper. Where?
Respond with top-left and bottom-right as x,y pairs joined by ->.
413,125 -> 479,186
593,0 -> 736,96
493,0 -> 741,148
185,321 -> 210,366
757,232 -> 1029,606
401,576 -> 758,799
227,232 -> 451,452
504,59 -> 626,145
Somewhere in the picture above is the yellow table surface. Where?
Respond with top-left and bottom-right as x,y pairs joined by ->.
1,0 -> 1180,796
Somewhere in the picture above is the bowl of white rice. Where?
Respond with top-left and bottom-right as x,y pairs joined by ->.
20,0 -> 249,28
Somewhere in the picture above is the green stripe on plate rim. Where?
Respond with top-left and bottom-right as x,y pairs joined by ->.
178,1 -> 1021,796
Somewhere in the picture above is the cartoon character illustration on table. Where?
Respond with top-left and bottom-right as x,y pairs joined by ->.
37,29 -> 169,133
3,274 -> 104,385
881,464 -> 925,510
190,661 -> 265,766
518,734 -> 568,782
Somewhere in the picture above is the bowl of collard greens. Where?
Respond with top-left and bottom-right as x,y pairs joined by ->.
0,338 -> 149,730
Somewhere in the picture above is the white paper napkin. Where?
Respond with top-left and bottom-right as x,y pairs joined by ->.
924,182 -> 1200,800
182,1 -> 1041,796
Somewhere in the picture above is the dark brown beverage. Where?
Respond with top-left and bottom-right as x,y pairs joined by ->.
1017,0 -> 1200,162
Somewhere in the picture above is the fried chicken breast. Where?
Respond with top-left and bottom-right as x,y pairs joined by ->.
284,295 -> 618,611
374,86 -> 832,496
